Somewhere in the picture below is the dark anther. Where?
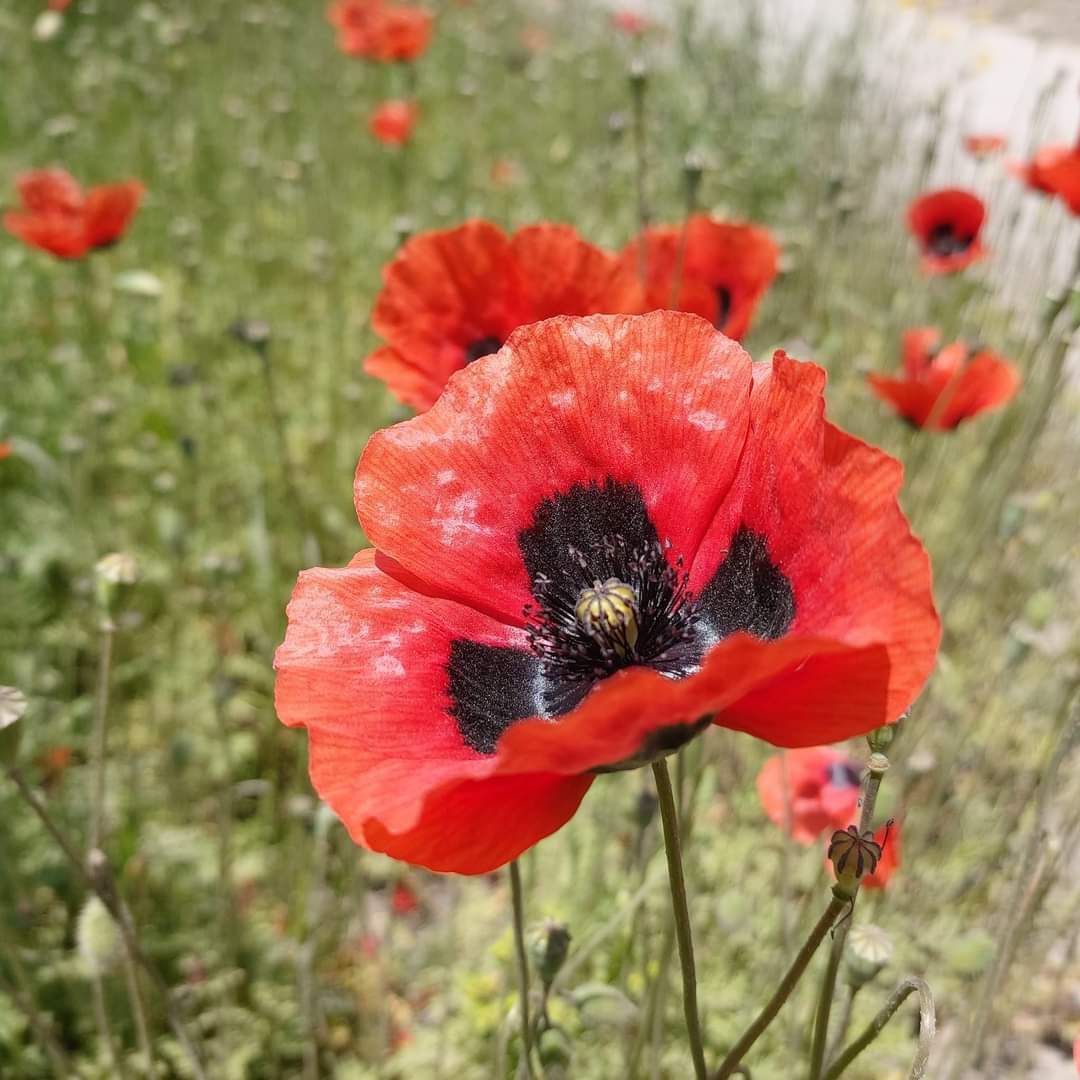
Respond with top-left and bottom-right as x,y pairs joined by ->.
464,336 -> 503,364
927,223 -> 971,256
715,287 -> 733,330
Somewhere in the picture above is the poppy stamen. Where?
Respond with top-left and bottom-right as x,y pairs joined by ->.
926,222 -> 972,256
464,336 -> 503,364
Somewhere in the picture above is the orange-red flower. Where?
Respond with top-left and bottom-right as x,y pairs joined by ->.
612,10 -> 649,35
368,100 -> 418,145
364,220 -> 644,410
3,169 -> 144,259
48,0 -> 72,9
963,133 -> 1007,159
867,327 -> 1020,431
0,442 -> 11,461
276,311 -> 940,873
757,747 -> 863,845
620,215 -> 779,340
1012,142 -> 1080,215
906,188 -> 987,274
391,880 -> 419,914
327,0 -> 433,62
1073,1034 -> 1079,1074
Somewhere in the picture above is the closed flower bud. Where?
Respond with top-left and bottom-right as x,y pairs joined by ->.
845,924 -> 894,988
76,896 -> 122,977
538,1025 -> 573,1070
866,723 -> 897,754
94,552 -> 139,614
0,685 -> 27,765
527,918 -> 571,992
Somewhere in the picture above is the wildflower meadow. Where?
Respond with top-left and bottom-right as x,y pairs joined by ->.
2,1 -> 1080,1078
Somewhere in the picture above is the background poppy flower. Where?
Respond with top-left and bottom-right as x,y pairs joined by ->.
756,747 -> 863,845
612,10 -> 650,35
363,220 -> 644,410
907,188 -> 987,274
3,169 -> 144,259
867,327 -> 1020,430
0,442 -> 11,461
619,215 -> 779,340
963,134 -> 1007,159
369,100 -> 418,145
328,0 -> 433,62
277,311 -> 939,873
1010,142 -> 1080,214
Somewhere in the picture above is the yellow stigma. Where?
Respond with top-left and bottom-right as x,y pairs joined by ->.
575,578 -> 639,657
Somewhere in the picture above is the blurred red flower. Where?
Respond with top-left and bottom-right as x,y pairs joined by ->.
1012,142 -> 1080,216
756,747 -> 863,845
3,169 -> 144,259
1073,1034 -> 1079,1074
0,442 -> 11,461
327,0 -> 433,62
613,10 -> 649,35
906,188 -> 987,275
48,0 -> 72,9
276,311 -> 940,873
867,327 -> 1020,431
519,23 -> 549,54
363,220 -> 644,410
620,215 -> 779,340
963,133 -> 1007,159
391,880 -> 419,914
369,100 -> 418,145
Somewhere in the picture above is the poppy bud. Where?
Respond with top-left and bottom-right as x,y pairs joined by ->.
94,552 -> 139,615
628,58 -> 648,92
0,685 -> 27,766
827,825 -> 883,898
845,924 -> 894,989
76,896 -> 122,977
229,317 -> 271,351
538,1025 -> 573,1070
867,721 -> 897,754
527,918 -> 571,992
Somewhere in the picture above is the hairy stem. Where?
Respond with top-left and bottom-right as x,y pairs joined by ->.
652,758 -> 708,1080
711,895 -> 846,1080
822,977 -> 935,1080
509,860 -> 536,1080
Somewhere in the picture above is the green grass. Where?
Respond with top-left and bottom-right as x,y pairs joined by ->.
1,0 -> 1079,1077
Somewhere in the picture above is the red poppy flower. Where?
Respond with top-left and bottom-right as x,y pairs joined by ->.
620,215 -> 780,340
3,169 -> 144,259
963,134 -> 1007,159
276,311 -> 939,874
369,100 -> 418,145
828,821 -> 899,890
1010,142 -> 1080,214
48,0 -> 72,9
0,442 -> 11,461
906,189 -> 987,275
391,880 -> 419,915
327,0 -> 433,62
1073,1034 -> 1079,1074
756,747 -> 863,845
867,327 -> 1020,430
363,220 -> 644,411
612,10 -> 649,35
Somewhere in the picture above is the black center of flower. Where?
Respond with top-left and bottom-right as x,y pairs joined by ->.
446,480 -> 796,755
715,287 -> 733,330
464,336 -> 503,364
927,223 -> 971,256
827,762 -> 862,789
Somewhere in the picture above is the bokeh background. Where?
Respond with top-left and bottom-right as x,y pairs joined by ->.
1,0 -> 1079,1077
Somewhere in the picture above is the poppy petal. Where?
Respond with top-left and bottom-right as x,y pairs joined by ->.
83,181 -> 145,249
356,311 -> 754,625
16,168 -> 83,213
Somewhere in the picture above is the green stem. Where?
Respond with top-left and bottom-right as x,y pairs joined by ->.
89,617 -> 115,852
822,977 -> 935,1080
711,895 -> 846,1080
807,759 -> 887,1080
509,860 -> 536,1080
651,758 -> 707,1080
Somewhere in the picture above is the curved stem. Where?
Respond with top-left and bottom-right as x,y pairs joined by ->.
509,860 -> 536,1080
807,762 -> 887,1080
822,977 -> 935,1080
652,759 -> 708,1080
711,895 -> 845,1080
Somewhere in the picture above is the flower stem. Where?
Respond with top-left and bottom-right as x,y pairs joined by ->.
822,977 -> 935,1080
711,894 -> 846,1080
807,758 -> 888,1080
88,616 -> 114,852
651,758 -> 708,1080
509,859 -> 536,1080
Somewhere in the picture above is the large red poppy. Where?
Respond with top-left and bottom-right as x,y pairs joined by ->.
364,221 -> 644,411
756,747 -> 863,845
3,169 -> 144,259
619,215 -> 779,340
276,312 -> 939,874
327,0 -> 433,62
867,327 -> 1020,430
906,189 -> 988,275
